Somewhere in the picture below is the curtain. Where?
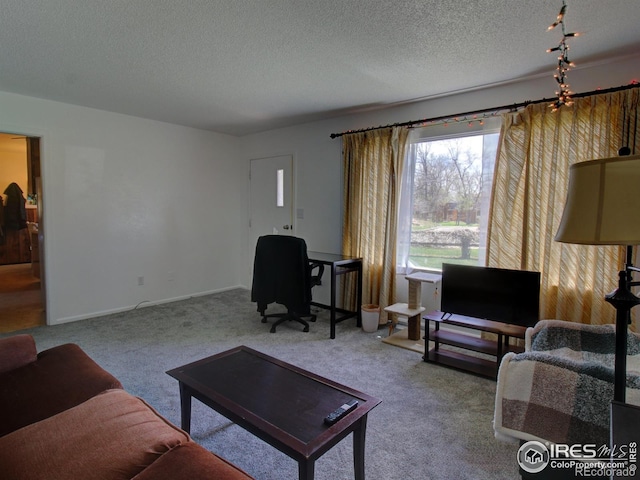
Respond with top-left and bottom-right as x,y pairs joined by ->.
487,87 -> 640,325
396,131 -> 419,274
342,127 -> 409,323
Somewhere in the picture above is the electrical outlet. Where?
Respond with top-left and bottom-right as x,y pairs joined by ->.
137,276 -> 144,286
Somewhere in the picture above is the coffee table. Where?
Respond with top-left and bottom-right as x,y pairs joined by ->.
166,346 -> 381,480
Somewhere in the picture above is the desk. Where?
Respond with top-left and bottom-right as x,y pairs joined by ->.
308,252 -> 362,339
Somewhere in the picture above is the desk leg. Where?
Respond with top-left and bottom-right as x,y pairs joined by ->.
179,382 -> 192,434
353,415 -> 368,480
330,263 -> 337,339
298,459 -> 315,480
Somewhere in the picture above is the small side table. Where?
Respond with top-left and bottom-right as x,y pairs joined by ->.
610,400 -> 640,480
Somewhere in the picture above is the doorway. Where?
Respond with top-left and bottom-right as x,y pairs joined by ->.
0,132 -> 45,332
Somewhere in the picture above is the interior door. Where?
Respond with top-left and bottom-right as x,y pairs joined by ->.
249,155 -> 294,254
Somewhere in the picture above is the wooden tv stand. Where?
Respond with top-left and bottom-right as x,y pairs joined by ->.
423,311 -> 527,379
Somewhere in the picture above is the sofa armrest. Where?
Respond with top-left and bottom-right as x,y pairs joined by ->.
0,343 -> 123,437
525,319 -> 617,353
132,443 -> 254,480
0,335 -> 37,375
0,389 -> 191,480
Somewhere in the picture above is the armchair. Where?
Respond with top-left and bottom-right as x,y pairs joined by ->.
494,319 -> 640,448
250,235 -> 323,333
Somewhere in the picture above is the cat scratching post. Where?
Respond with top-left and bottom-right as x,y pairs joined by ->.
384,272 -> 440,341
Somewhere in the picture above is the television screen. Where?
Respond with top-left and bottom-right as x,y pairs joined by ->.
440,264 -> 540,327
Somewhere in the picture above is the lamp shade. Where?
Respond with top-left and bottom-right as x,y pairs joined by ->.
555,154 -> 640,245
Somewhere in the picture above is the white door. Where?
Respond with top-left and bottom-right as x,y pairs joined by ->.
249,155 -> 294,254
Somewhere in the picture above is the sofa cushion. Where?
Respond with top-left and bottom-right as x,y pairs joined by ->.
0,342 -> 122,436
132,442 -> 254,480
0,389 -> 190,480
0,334 -> 37,374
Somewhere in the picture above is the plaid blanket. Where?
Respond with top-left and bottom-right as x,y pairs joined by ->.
494,319 -> 640,446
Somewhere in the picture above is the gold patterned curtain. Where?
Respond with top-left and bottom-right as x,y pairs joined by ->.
487,87 -> 640,325
342,127 -> 409,321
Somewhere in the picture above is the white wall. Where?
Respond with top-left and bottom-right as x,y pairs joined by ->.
0,92 -> 245,324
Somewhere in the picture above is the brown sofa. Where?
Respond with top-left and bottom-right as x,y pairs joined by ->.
0,334 -> 253,480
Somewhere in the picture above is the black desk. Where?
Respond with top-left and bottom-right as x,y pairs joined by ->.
308,252 -> 362,339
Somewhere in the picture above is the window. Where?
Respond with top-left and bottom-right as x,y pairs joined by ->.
276,168 -> 284,207
397,124 -> 500,273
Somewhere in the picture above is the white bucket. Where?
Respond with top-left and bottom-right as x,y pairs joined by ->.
361,304 -> 380,332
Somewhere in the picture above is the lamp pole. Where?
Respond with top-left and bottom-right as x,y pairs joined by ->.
604,246 -> 640,402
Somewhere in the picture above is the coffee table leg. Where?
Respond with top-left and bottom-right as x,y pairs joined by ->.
298,459 -> 315,480
179,382 -> 192,434
353,416 -> 368,480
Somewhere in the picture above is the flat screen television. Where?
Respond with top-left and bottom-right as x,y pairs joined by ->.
440,263 -> 540,327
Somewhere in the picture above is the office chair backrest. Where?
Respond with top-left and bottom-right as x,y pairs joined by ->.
251,235 -> 312,314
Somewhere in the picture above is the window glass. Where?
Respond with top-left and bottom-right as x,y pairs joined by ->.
276,168 -> 284,207
398,128 -> 499,272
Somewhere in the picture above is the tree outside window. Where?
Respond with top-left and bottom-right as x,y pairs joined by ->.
404,133 -> 498,270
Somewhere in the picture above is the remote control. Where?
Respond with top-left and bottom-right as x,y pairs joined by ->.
323,399 -> 358,426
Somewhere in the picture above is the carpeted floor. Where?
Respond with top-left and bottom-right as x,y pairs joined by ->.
3,289 -> 521,480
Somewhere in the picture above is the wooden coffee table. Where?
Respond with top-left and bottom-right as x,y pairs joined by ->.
166,346 -> 381,480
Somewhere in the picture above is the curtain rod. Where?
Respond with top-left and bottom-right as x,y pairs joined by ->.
329,82 -> 640,139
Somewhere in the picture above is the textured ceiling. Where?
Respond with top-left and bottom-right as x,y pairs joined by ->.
1,0 -> 639,136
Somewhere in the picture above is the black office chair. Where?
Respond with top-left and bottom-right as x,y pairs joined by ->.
251,235 -> 324,333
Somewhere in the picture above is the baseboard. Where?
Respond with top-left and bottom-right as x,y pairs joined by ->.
50,285 -> 245,326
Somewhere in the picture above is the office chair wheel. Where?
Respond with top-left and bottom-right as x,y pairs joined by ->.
303,325 -> 309,332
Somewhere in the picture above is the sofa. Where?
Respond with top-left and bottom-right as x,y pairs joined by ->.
0,334 -> 253,480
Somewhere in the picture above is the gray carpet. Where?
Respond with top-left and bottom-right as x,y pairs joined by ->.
4,289 -> 520,480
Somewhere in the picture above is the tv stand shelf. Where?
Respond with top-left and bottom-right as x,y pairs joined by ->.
423,311 -> 526,379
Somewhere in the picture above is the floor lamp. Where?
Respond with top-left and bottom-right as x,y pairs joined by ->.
555,153 -> 640,403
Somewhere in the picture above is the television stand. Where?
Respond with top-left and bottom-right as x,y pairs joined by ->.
423,311 -> 526,379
